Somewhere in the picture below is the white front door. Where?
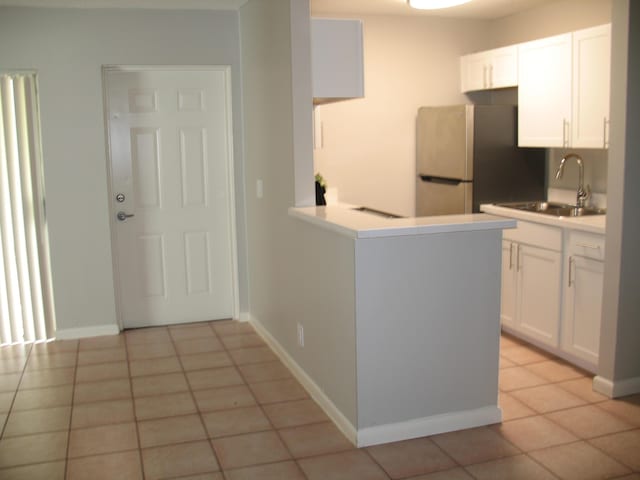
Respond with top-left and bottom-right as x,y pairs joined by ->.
105,67 -> 236,329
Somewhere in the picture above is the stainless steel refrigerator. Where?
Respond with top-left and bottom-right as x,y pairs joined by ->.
416,105 -> 546,216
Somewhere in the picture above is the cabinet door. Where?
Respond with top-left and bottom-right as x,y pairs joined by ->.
518,33 -> 572,147
500,240 -> 517,328
562,255 -> 604,365
489,46 -> 518,89
572,24 -> 611,148
311,18 -> 364,100
460,52 -> 488,92
517,244 -> 562,347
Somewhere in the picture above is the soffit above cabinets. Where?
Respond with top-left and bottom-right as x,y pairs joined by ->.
311,0 -> 557,20
0,0 -> 248,9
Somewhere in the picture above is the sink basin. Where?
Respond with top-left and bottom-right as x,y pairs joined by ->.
352,206 -> 404,219
496,201 -> 606,217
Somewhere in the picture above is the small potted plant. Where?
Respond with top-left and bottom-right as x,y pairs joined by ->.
315,173 -> 327,206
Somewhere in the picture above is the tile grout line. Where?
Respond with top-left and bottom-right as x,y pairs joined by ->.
583,430 -> 640,473
1,327 -> 638,478
64,339 -> 80,480
215,323 -> 312,479
168,321 -> 227,479
210,321 -> 314,478
0,342 -> 33,440
493,333 -> 638,478
123,328 -> 149,480
0,343 -> 34,474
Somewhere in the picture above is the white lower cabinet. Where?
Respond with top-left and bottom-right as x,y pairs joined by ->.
517,244 -> 562,347
500,220 -> 605,371
561,231 -> 605,367
500,240 -> 517,329
501,221 -> 562,348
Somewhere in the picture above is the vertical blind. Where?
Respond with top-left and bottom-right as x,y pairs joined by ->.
0,73 -> 56,344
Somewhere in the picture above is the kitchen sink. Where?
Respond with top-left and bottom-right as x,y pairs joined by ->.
352,206 -> 404,219
496,201 -> 606,217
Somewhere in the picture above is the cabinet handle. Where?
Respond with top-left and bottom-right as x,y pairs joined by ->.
509,242 -> 514,270
568,256 -> 574,287
562,119 -> 570,147
576,242 -> 601,250
488,64 -> 494,88
603,117 -> 610,148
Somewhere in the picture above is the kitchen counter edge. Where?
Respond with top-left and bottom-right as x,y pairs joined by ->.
481,204 -> 606,234
289,205 -> 517,239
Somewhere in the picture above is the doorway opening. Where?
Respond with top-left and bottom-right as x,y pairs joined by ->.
103,66 -> 238,330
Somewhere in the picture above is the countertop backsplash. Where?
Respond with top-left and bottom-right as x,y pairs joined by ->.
547,148 -> 608,194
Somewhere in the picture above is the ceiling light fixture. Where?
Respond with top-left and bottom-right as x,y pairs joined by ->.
407,0 -> 472,10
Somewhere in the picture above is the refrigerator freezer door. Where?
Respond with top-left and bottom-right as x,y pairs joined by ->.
417,105 -> 473,181
416,177 -> 473,216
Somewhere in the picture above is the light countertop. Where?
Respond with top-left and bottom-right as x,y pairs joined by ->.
289,205 -> 516,239
481,204 -> 606,234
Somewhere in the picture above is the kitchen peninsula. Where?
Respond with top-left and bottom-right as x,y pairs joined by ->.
260,206 -> 515,447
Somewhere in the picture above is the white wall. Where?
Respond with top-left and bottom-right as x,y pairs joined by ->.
598,0 -> 640,395
239,0 -> 314,354
0,7 -> 248,334
313,15 -> 491,217
240,0 -> 359,425
356,230 -> 502,430
488,0 -> 612,47
313,1 -> 613,217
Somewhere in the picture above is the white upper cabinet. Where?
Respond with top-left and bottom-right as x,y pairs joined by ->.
460,45 -> 517,92
572,24 -> 611,148
518,24 -> 611,148
311,18 -> 364,103
517,33 -> 573,147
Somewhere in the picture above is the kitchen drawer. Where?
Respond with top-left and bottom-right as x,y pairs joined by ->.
503,220 -> 562,251
568,230 -> 605,260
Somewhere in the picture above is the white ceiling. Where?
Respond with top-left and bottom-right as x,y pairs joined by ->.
0,0 -> 554,16
311,0 -> 558,20
0,0 -> 248,8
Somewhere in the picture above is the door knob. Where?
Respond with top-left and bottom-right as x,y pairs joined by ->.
117,211 -> 135,222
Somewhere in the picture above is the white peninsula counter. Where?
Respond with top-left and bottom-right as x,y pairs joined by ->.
268,205 -> 515,447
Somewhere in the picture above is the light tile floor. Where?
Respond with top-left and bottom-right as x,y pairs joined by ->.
0,320 -> 639,479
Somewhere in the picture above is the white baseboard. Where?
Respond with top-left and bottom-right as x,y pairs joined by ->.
249,315 -> 504,448
357,406 -> 502,447
237,312 -> 251,322
248,315 -> 358,445
501,325 -> 597,374
593,375 -> 640,398
55,324 -> 120,340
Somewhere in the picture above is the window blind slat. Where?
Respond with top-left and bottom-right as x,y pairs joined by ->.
0,76 -> 24,344
0,73 -> 56,344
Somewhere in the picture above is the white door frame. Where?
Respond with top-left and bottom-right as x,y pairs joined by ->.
101,65 -> 240,331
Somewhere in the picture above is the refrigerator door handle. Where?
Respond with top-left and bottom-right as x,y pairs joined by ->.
418,175 -> 463,186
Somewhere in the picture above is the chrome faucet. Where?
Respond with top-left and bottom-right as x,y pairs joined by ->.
555,153 -> 591,208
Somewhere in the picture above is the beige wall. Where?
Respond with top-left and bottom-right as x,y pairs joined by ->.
313,15 -> 491,217
488,0 -> 612,47
314,1 -> 612,217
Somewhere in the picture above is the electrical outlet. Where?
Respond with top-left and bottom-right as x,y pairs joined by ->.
297,323 -> 304,347
256,179 -> 263,199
